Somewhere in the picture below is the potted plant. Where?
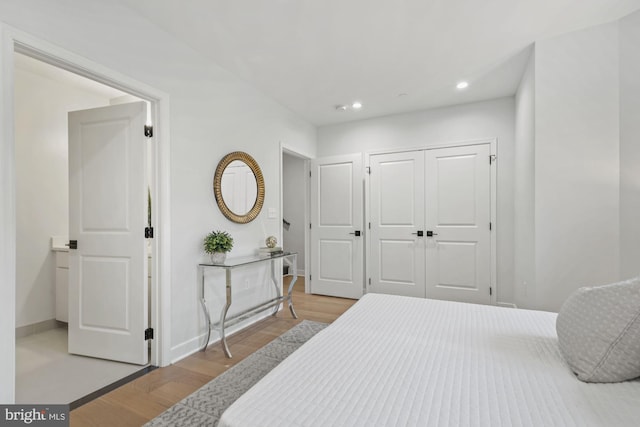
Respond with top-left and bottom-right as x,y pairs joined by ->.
204,230 -> 234,264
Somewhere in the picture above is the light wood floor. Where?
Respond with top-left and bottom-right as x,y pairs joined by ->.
70,277 -> 356,426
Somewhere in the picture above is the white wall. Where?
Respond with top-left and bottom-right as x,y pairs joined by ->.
14,58 -> 112,328
318,97 -> 516,304
282,153 -> 306,273
534,21 -> 620,312
0,0 -> 316,401
513,49 -> 536,309
619,10 -> 640,279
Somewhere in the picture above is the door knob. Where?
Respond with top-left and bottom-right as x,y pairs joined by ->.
349,230 -> 361,236
426,231 -> 438,237
68,240 -> 78,249
411,230 -> 424,237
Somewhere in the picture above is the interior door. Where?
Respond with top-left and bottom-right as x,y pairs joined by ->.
369,151 -> 426,297
425,144 -> 492,304
310,154 -> 363,299
68,101 -> 148,364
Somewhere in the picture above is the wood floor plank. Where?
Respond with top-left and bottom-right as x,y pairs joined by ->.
100,383 -> 173,419
173,355 -> 229,378
70,278 -> 355,426
71,399 -> 148,427
127,365 -> 210,393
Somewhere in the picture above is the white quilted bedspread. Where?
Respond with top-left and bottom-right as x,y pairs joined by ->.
219,293 -> 640,426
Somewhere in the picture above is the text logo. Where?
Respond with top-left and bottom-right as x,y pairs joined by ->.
1,405 -> 68,427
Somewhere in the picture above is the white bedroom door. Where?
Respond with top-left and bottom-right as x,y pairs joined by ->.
310,154 -> 364,299
368,151 -> 426,297
68,101 -> 149,365
425,144 -> 492,305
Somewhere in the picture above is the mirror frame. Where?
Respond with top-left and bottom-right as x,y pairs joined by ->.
213,151 -> 265,223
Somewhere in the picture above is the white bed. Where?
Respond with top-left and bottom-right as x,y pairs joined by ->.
219,293 -> 640,426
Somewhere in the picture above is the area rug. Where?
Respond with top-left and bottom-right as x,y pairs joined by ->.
145,320 -> 327,427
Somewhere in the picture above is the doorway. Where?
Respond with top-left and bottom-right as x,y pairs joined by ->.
13,52 -> 154,405
281,148 -> 310,292
1,33 -> 171,404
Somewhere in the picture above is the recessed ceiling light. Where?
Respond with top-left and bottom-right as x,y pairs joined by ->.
352,101 -> 363,109
456,81 -> 469,90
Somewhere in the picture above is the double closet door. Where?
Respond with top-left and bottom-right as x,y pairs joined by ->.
368,144 -> 493,305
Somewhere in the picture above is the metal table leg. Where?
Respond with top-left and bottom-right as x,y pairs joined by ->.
199,266 -> 212,351
219,269 -> 233,358
286,254 -> 298,319
270,258 -> 281,316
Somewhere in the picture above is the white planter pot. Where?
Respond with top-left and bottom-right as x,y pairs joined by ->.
210,252 -> 227,264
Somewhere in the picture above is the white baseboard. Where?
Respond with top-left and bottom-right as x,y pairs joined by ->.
15,319 -> 64,339
497,302 -> 518,309
170,310 -> 274,364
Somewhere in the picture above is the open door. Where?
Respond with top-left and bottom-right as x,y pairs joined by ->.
310,154 -> 364,299
68,101 -> 149,365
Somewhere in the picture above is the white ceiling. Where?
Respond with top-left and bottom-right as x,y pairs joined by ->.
116,0 -> 640,126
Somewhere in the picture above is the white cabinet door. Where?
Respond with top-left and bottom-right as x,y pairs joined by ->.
68,102 -> 148,365
369,151 -> 426,297
310,154 -> 364,299
425,144 -> 492,304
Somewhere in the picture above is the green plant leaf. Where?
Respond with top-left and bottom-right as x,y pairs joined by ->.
203,230 -> 234,253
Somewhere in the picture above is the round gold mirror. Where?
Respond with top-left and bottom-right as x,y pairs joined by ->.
213,151 -> 265,223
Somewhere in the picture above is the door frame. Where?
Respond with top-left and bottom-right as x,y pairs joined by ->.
0,24 -> 172,401
280,143 -> 311,293
365,138 -> 497,304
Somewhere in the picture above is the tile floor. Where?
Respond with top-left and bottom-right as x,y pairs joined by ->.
16,327 -> 147,405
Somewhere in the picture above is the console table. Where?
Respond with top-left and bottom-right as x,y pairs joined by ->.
199,252 -> 298,357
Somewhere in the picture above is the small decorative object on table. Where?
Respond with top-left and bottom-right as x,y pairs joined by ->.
204,230 -> 234,264
265,235 -> 277,248
259,235 -> 282,256
259,239 -> 283,256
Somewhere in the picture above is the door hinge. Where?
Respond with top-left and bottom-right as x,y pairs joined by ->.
368,222 -> 371,229
368,277 -> 371,285
489,287 -> 493,296
309,274 -> 312,282
489,154 -> 496,164
366,166 -> 371,174
145,327 -> 154,340
309,223 -> 312,229
145,227 -> 154,238
489,222 -> 492,231
144,125 -> 153,138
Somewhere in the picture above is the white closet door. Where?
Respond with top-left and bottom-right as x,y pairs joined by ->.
425,144 -> 492,305
310,154 -> 364,299
68,101 -> 148,365
368,151 -> 426,298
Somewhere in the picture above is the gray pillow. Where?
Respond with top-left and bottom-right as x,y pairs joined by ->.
556,276 -> 640,383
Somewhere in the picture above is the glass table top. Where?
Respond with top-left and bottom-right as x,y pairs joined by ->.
199,252 -> 297,268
